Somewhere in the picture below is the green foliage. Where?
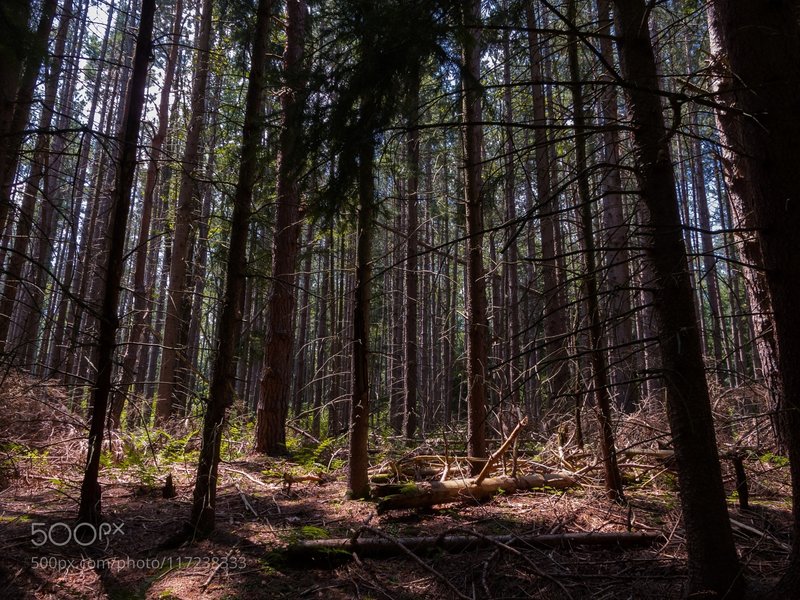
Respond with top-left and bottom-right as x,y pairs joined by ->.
221,418 -> 255,460
156,429 -> 200,464
298,525 -> 329,540
759,451 -> 789,467
287,436 -> 344,472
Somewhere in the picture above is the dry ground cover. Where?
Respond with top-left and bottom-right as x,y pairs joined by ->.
0,374 -> 794,599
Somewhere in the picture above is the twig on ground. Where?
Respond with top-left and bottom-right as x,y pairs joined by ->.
351,526 -> 472,600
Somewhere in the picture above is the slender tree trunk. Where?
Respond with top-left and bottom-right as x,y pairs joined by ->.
707,2 -> 800,593
612,0 -> 743,595
462,0 -> 488,466
402,71 -> 420,441
596,0 -> 640,411
156,0 -> 213,423
77,0 -> 155,525
567,0 -> 624,502
0,0 -> 57,236
501,21 -> 522,418
293,226 -> 313,417
526,3 -> 570,407
185,0 -> 271,539
347,135 -> 375,500
256,0 -> 308,455
110,0 -> 183,427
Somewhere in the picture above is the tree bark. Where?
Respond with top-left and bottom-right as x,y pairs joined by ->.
186,0 -> 272,539
706,1 -> 800,593
612,0 -> 743,595
156,0 -> 214,423
567,0 -> 624,503
77,0 -> 155,525
347,137 -> 375,500
256,0 -> 308,455
462,0 -> 488,466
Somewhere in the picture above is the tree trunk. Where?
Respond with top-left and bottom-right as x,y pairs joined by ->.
77,0 -> 155,525
403,71 -> 420,441
526,4 -> 570,408
256,0 -> 308,455
462,0 -> 488,466
186,0 -> 272,539
596,0 -> 640,412
0,0 -> 56,235
612,0 -> 743,595
0,0 -> 58,349
0,0 -> 31,229
706,2 -> 800,593
567,0 -> 624,503
156,0 -> 213,423
347,137 -> 375,500
109,0 -> 183,428
376,472 -> 576,513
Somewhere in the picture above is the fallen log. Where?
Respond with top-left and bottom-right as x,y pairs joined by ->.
375,472 -> 576,512
286,530 -> 664,562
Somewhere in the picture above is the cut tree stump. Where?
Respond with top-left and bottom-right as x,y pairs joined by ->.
375,472 -> 576,512
286,530 -> 664,562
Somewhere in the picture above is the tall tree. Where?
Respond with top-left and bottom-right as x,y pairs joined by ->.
156,0 -> 214,423
0,0 -> 56,234
110,0 -> 184,427
255,0 -> 309,455
707,1 -> 800,593
347,123 -> 375,499
612,0 -> 743,595
526,3 -> 571,408
78,0 -> 156,525
402,69 -> 421,441
186,0 -> 272,539
0,0 -> 58,350
596,0 -> 640,411
462,0 -> 488,465
567,0 -> 623,502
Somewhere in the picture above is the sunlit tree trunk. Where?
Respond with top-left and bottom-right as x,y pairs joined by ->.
567,0 -> 624,502
156,0 -> 214,423
78,0 -> 155,525
256,0 -> 308,454
110,0 -> 183,427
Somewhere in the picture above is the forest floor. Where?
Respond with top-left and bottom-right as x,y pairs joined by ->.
0,373 -> 795,599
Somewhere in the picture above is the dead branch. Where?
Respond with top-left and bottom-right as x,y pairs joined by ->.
375,472 -> 576,512
286,530 -> 665,562
475,417 -> 528,485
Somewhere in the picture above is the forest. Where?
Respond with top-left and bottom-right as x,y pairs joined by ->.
1,0 -> 799,597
